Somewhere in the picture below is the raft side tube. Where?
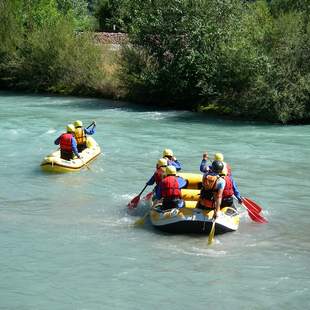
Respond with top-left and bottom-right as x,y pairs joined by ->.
177,172 -> 202,189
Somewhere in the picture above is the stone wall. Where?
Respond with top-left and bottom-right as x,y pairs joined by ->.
93,32 -> 128,45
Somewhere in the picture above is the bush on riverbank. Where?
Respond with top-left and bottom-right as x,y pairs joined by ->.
1,0 -> 310,123
0,0 -> 120,97
119,0 -> 310,123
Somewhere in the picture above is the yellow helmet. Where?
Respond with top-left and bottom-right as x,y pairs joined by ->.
66,124 -> 75,133
166,165 -> 176,175
163,148 -> 173,157
214,152 -> 224,162
74,120 -> 83,127
157,158 -> 167,167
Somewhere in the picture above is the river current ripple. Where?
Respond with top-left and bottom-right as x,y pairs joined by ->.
0,92 -> 309,309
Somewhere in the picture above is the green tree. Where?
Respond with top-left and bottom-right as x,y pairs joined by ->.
121,0 -> 248,105
0,0 -> 23,61
93,0 -> 132,32
0,0 -> 104,94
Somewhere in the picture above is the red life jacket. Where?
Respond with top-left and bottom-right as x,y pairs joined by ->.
222,176 -> 234,198
154,167 -> 165,184
60,133 -> 73,152
160,176 -> 181,199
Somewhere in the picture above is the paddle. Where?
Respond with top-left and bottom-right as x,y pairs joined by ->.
243,197 -> 262,214
241,202 -> 268,224
208,219 -> 216,245
134,211 -> 149,226
127,184 -> 148,209
80,157 -> 91,170
86,121 -> 95,129
143,191 -> 153,201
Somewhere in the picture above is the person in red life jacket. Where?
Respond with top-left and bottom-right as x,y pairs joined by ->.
213,153 -> 242,205
162,149 -> 182,171
54,124 -> 80,161
197,160 -> 226,218
156,165 -> 186,210
74,120 -> 96,152
220,172 -> 243,207
146,158 -> 168,186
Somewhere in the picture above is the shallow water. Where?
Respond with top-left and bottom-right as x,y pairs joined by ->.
0,91 -> 310,309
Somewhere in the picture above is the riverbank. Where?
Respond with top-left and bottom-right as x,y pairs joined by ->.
1,31 -> 309,125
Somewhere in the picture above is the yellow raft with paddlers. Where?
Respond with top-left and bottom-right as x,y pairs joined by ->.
40,137 -> 101,173
149,172 -> 240,234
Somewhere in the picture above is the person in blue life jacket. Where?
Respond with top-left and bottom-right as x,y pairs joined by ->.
74,120 -> 96,152
54,124 -> 80,161
200,152 -> 232,176
200,151 -> 211,173
156,165 -> 186,210
162,148 -> 182,171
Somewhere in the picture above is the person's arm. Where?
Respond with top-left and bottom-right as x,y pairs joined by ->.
177,176 -> 187,189
71,137 -> 80,158
231,176 -> 242,203
171,159 -> 182,171
146,174 -> 155,186
214,190 -> 223,217
84,127 -> 96,135
54,136 -> 60,145
213,178 -> 225,218
155,183 -> 162,200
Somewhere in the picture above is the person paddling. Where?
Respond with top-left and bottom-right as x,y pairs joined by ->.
162,149 -> 182,171
219,171 -> 243,207
197,160 -> 225,218
54,124 -> 80,161
74,120 -> 96,152
156,165 -> 185,210
146,158 -> 168,187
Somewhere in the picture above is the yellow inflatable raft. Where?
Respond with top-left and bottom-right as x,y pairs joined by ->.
40,137 -> 101,173
149,172 -> 240,234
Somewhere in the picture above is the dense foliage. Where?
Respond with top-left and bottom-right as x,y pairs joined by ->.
93,0 -> 132,32
1,0 -> 309,123
0,0 -> 103,94
119,0 -> 310,123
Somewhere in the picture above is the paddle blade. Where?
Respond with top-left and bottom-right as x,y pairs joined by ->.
143,192 -> 153,201
249,211 -> 268,224
242,203 -> 268,224
243,197 -> 262,214
208,221 -> 216,245
134,212 -> 149,226
127,195 -> 141,209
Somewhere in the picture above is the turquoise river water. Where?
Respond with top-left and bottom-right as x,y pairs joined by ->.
0,91 -> 310,310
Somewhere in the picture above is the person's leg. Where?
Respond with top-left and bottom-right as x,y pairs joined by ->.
60,150 -> 73,160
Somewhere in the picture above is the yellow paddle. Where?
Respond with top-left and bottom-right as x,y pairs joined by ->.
134,212 -> 149,226
80,157 -> 91,170
208,219 -> 216,245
